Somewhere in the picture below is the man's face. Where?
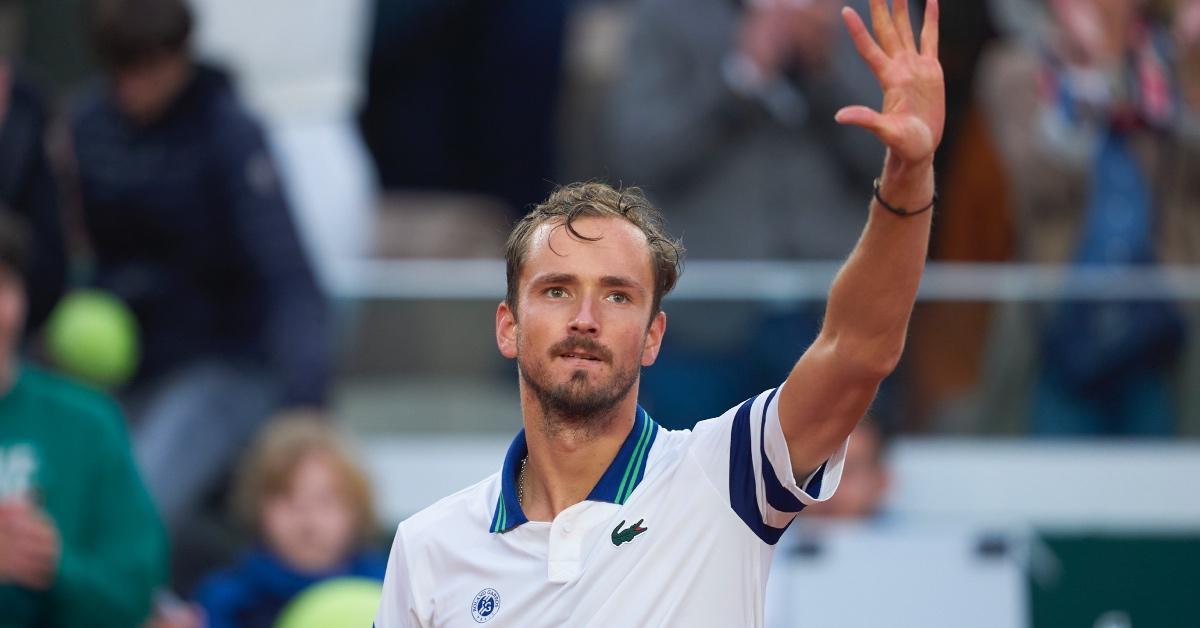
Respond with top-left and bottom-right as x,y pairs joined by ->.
111,52 -> 190,122
496,216 -> 666,424
0,265 -> 26,366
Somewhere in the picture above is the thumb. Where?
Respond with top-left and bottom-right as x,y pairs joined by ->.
834,105 -> 884,132
836,106 -> 916,152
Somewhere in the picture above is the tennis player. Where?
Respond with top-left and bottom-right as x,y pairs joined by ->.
376,0 -> 943,625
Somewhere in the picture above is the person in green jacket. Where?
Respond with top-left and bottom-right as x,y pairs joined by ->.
0,210 -> 168,626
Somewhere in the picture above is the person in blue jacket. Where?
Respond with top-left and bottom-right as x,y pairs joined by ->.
71,0 -> 332,586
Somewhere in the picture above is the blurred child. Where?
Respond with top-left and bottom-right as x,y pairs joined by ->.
804,418 -> 891,522
192,414 -> 386,628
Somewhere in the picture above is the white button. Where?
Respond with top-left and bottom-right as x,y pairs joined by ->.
562,522 -> 573,534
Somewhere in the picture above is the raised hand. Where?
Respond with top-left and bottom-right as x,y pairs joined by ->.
835,0 -> 944,166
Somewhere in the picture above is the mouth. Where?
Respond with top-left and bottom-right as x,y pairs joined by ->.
560,352 -> 604,365
549,337 -> 613,367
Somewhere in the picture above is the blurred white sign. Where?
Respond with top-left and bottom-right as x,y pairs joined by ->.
766,521 -> 1026,628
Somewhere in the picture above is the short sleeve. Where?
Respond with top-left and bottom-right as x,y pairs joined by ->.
687,385 -> 848,544
375,525 -> 427,628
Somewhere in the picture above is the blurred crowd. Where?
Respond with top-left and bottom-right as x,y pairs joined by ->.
0,0 -> 1198,625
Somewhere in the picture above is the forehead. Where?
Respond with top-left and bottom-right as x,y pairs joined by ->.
521,216 -> 654,287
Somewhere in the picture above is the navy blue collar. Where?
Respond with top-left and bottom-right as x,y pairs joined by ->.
489,406 -> 660,534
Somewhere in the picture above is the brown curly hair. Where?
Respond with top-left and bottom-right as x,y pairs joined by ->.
232,413 -> 377,544
504,182 -> 684,320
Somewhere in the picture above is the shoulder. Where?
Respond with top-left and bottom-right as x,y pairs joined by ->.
208,89 -> 260,137
196,67 -> 265,143
397,473 -> 498,545
655,389 -> 780,468
17,366 -> 126,436
643,423 -> 692,463
69,82 -> 117,135
349,549 -> 389,580
6,69 -> 49,129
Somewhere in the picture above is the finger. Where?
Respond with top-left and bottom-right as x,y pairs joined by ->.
893,0 -> 917,50
18,565 -> 54,590
841,8 -> 889,75
921,0 -> 940,57
835,106 -> 906,146
9,555 -> 51,585
835,105 -> 883,128
10,516 -> 48,542
20,537 -> 55,560
869,0 -> 903,55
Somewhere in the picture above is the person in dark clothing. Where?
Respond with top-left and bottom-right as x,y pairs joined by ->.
71,0 -> 332,581
359,0 -> 569,218
0,62 -> 67,336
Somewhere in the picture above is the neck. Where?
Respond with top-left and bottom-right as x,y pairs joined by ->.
518,385 -> 640,521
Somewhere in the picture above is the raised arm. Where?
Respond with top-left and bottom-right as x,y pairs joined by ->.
779,0 -> 944,479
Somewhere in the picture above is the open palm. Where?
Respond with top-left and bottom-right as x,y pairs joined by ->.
835,0 -> 945,165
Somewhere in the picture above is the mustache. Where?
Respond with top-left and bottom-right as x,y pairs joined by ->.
548,336 -> 613,363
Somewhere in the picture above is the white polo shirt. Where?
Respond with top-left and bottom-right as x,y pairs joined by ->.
375,385 -> 847,627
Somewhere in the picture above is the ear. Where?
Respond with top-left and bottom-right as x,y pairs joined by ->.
640,311 -> 667,367
496,301 -> 518,359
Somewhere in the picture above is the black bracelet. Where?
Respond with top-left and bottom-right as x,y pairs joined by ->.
873,178 -> 937,217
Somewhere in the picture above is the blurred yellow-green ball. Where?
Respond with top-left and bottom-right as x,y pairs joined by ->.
45,290 -> 140,388
274,577 -> 383,628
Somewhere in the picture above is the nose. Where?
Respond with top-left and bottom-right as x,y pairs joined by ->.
568,296 -> 599,336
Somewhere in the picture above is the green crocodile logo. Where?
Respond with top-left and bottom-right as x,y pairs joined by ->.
611,519 -> 647,546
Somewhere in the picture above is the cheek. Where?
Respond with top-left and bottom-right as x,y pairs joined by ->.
618,327 -> 652,364
514,315 -> 553,358
305,501 -> 357,552
261,500 -> 295,540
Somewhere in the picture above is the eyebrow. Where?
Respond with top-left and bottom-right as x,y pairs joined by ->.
599,275 -> 644,291
528,273 -> 646,292
529,272 -> 577,288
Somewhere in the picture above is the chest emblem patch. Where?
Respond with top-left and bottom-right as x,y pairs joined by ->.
611,518 -> 648,546
471,588 -> 501,623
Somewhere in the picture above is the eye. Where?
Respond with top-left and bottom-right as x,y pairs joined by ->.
546,287 -> 567,298
606,292 -> 630,304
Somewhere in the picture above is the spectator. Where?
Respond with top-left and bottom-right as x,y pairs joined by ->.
358,0 -> 570,218
0,60 -> 66,335
604,0 -> 895,427
0,210 -> 167,627
194,415 -> 386,628
70,0 -> 331,549
805,418 -> 891,521
190,0 -> 377,292
980,0 -> 1200,435
607,0 -> 885,260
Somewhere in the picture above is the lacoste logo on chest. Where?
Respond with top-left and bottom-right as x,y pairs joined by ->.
611,519 -> 647,546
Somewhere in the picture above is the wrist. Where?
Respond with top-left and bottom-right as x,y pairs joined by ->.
877,153 -> 936,212
881,152 -> 934,183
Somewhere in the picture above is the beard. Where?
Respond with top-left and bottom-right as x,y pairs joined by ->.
517,335 -> 640,433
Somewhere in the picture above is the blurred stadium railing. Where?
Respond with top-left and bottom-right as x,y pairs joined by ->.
329,260 -> 1200,302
